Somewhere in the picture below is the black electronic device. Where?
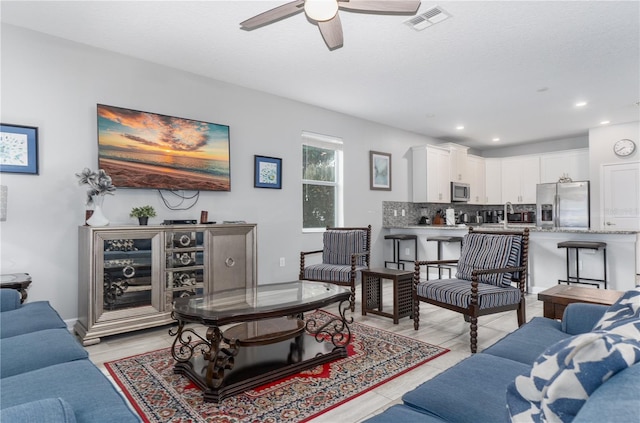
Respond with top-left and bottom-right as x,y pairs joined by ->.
162,219 -> 198,225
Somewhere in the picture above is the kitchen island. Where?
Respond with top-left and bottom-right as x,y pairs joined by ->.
385,224 -> 638,292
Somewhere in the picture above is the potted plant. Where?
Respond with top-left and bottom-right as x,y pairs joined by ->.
130,205 -> 156,226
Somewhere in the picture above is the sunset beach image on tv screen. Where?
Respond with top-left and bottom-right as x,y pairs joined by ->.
97,104 -> 230,191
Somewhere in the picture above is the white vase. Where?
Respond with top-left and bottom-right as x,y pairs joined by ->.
87,195 -> 109,226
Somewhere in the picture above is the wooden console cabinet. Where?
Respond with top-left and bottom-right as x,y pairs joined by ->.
75,223 -> 257,345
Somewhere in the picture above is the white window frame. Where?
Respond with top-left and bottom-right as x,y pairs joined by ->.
302,131 -> 344,233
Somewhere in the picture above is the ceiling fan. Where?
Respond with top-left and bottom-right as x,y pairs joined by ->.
240,0 -> 421,50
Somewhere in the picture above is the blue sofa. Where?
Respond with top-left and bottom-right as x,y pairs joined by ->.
366,288 -> 640,423
0,289 -> 140,423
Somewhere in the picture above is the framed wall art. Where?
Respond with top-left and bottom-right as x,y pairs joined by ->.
254,155 -> 282,189
0,123 -> 39,174
370,151 -> 391,191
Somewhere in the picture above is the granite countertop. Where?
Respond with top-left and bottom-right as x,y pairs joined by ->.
385,224 -> 638,235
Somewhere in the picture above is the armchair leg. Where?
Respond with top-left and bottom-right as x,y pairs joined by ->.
469,316 -> 478,353
349,284 -> 356,312
413,300 -> 420,330
517,301 -> 526,326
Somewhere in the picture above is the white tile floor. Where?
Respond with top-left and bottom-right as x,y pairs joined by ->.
86,285 -> 544,422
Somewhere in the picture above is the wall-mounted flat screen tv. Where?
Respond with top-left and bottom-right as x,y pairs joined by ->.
97,104 -> 230,191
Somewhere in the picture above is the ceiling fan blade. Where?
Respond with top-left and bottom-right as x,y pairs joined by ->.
318,14 -> 344,50
240,0 -> 305,30
338,0 -> 420,14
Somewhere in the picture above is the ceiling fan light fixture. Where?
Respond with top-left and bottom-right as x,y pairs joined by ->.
305,0 -> 338,22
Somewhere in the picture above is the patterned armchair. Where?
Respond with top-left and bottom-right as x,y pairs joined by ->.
300,225 -> 371,311
413,228 -> 530,353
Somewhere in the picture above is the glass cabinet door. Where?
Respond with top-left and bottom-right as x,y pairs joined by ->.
96,231 -> 161,316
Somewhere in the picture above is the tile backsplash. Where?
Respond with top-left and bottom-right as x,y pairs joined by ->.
383,201 -> 535,227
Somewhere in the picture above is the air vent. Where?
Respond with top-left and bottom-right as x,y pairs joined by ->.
405,6 -> 451,31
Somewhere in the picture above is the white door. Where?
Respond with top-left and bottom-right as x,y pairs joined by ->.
602,162 -> 640,230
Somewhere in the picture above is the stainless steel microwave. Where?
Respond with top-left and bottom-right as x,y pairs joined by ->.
451,182 -> 470,202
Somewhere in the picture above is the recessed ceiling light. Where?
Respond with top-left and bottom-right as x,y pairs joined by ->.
492,138 -> 500,142
600,120 -> 610,125
575,101 -> 588,107
536,87 -> 549,92
456,125 -> 465,130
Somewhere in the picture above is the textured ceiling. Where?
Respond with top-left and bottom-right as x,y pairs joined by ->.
2,1 -> 639,149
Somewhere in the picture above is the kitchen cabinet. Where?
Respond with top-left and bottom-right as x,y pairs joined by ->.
448,144 -> 470,182
540,149 -> 589,183
412,145 -> 451,203
75,223 -> 257,345
467,155 -> 486,204
484,158 -> 502,204
501,155 -> 540,204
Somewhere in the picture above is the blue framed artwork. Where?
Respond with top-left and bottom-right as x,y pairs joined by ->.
0,124 -> 39,174
254,155 -> 282,189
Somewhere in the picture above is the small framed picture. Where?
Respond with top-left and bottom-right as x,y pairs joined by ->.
370,151 -> 391,191
254,155 -> 282,189
0,124 -> 39,174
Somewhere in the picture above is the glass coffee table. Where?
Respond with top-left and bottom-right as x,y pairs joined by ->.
170,281 -> 352,402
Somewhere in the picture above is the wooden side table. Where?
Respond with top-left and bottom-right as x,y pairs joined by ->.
361,267 -> 414,324
0,273 -> 32,303
537,284 -> 623,320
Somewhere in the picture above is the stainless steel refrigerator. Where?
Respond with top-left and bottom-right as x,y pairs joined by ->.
536,181 -> 590,229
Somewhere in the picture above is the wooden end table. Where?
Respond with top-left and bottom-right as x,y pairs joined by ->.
0,273 -> 32,303
361,267 -> 414,324
537,284 -> 624,320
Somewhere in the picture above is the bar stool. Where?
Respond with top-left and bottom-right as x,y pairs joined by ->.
426,236 -> 463,279
557,241 -> 607,289
384,234 -> 418,270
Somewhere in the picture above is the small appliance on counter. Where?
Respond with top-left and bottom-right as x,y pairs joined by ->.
469,215 -> 483,224
418,216 -> 431,225
507,213 -> 523,223
457,212 -> 469,224
481,210 -> 498,224
522,211 -> 535,223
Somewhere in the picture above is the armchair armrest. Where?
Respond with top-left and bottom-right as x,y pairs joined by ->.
415,259 -> 460,267
471,265 -> 527,276
562,303 -> 608,335
0,289 -> 21,312
300,249 -> 323,257
299,249 -> 323,279
472,266 -> 527,287
349,250 -> 371,271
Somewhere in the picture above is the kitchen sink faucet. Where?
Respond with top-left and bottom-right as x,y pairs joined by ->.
503,202 -> 514,229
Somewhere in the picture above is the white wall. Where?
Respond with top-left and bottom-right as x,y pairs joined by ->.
588,121 -> 640,229
0,25 -> 432,320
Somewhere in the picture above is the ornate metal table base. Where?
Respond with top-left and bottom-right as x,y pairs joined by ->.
170,299 -> 352,403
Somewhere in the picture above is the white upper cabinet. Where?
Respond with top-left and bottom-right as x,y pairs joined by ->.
485,158 -> 502,204
412,145 -> 451,203
448,144 -> 470,182
467,155 -> 486,204
540,149 -> 589,183
501,155 -> 540,204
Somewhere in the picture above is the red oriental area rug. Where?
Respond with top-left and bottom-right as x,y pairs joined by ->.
105,310 -> 448,423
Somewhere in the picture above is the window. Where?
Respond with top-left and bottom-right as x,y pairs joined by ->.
302,132 -> 343,231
